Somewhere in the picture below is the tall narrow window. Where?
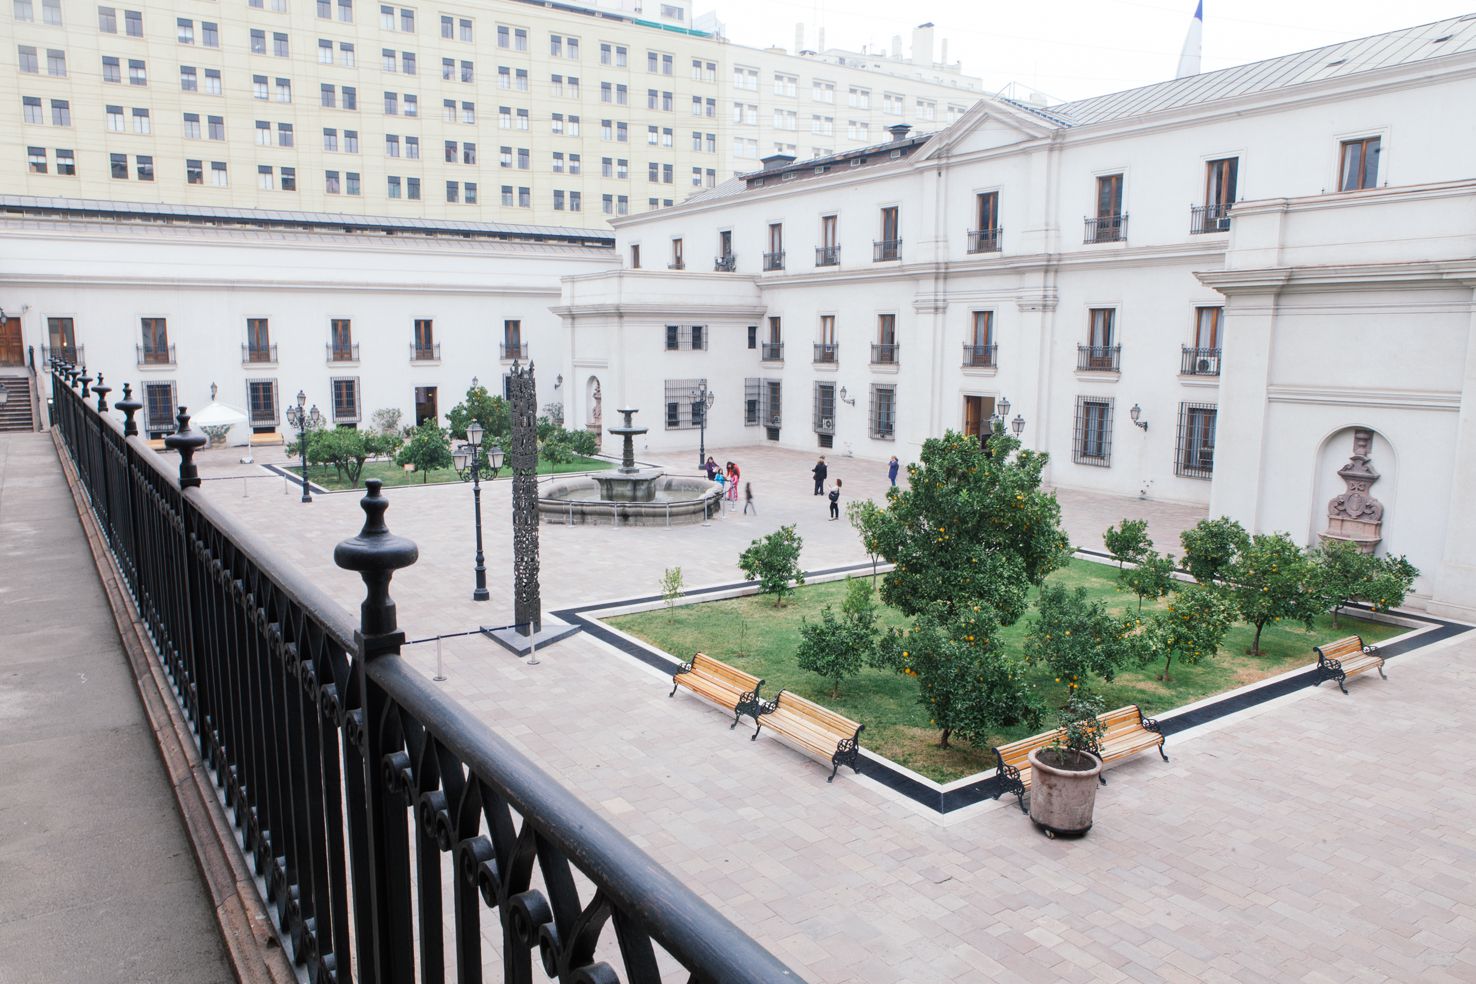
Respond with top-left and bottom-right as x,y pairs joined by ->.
140,317 -> 170,365
876,206 -> 900,261
412,319 -> 436,360
1196,158 -> 1238,233
1339,136 -> 1380,191
966,311 -> 995,368
972,192 -> 1001,252
870,385 -> 896,440
332,377 -> 360,423
1175,404 -> 1218,478
816,315 -> 837,364
1184,307 -> 1223,376
1073,397 -> 1114,466
1082,308 -> 1118,371
245,318 -> 272,363
502,319 -> 524,359
330,318 -> 354,362
669,238 -> 683,270
1089,174 -> 1125,242
818,215 -> 839,266
874,314 -> 897,364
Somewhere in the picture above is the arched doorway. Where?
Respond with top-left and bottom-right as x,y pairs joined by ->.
586,376 -> 602,451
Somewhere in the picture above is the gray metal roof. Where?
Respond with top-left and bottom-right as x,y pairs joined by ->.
0,195 -> 615,246
1049,14 -> 1476,126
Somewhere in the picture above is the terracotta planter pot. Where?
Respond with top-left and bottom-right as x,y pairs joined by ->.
1027,747 -> 1102,838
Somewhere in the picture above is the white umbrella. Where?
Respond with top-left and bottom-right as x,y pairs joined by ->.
190,401 -> 249,428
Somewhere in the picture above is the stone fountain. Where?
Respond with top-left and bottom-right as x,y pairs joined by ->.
537,406 -> 721,525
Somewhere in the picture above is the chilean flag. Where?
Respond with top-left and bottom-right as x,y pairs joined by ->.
1176,1 -> 1203,79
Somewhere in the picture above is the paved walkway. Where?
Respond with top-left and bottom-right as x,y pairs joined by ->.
186,441 -> 1476,982
0,433 -> 231,984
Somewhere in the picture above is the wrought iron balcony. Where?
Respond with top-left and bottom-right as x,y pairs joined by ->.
41,343 -> 83,366
813,343 -> 839,364
326,341 -> 359,363
762,250 -> 785,271
1077,343 -> 1122,372
963,342 -> 997,368
1190,203 -> 1232,234
713,253 -> 737,272
242,342 -> 277,365
968,228 -> 1003,253
500,341 -> 528,360
761,341 -> 784,361
1084,213 -> 1128,244
136,343 -> 175,367
870,342 -> 898,365
815,244 -> 840,267
1181,345 -> 1222,376
410,342 -> 441,362
873,239 -> 902,262
248,403 -> 278,425
46,363 -> 800,984
667,258 -> 685,270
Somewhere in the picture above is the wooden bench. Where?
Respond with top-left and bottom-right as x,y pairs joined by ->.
992,704 -> 1167,812
751,689 -> 863,783
669,652 -> 764,729
1314,635 -> 1385,694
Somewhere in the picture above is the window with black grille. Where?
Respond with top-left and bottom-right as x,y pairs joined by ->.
662,377 -> 705,429
331,376 -> 361,422
744,377 -> 760,425
870,385 -> 896,440
813,382 -> 836,435
762,380 -> 781,428
143,381 -> 176,436
1175,402 -> 1217,479
247,378 -> 278,426
1072,396 -> 1113,466
663,324 -> 707,351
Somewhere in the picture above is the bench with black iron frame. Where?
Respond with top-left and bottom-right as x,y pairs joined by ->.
753,688 -> 864,783
1314,634 -> 1385,694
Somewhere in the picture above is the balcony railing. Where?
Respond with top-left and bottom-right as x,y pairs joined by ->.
1077,343 -> 1122,372
714,253 -> 737,272
761,340 -> 784,361
668,259 -> 685,270
41,344 -> 84,366
326,341 -> 359,363
1190,203 -> 1231,234
47,362 -> 799,984
963,342 -> 997,368
968,228 -> 1003,253
1084,214 -> 1128,244
1181,345 -> 1222,376
762,250 -> 785,271
242,343 -> 277,365
410,341 -> 441,362
873,239 -> 902,262
248,404 -> 277,425
870,342 -> 898,365
136,343 -> 175,367
815,244 -> 840,267
813,343 -> 839,364
500,340 -> 528,360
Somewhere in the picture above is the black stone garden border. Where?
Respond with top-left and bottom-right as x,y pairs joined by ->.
555,561 -> 1472,815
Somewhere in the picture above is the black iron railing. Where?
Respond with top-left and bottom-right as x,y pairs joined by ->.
762,251 -> 784,271
815,245 -> 840,267
713,254 -> 736,272
1190,203 -> 1231,234
410,342 -> 441,362
967,228 -> 1002,253
41,343 -> 84,365
873,239 -> 901,262
47,358 -> 800,984
870,342 -> 898,365
1084,214 -> 1127,244
761,341 -> 783,361
243,343 -> 278,365
1077,344 -> 1121,371
962,343 -> 997,368
813,343 -> 838,364
326,342 -> 359,363
500,341 -> 528,360
137,343 -> 175,367
667,259 -> 685,270
1181,345 -> 1221,376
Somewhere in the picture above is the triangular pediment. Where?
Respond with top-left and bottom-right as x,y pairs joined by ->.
915,97 -> 1062,161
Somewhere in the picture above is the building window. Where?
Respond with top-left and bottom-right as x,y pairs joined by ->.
140,317 -> 170,364
280,166 -> 295,190
670,238 -> 684,270
1175,403 -> 1217,479
662,378 -> 706,429
965,311 -> 996,368
870,385 -> 896,440
55,149 -> 75,175
971,192 -> 1001,252
873,314 -> 897,364
813,382 -> 836,437
1339,136 -> 1380,191
1089,174 -> 1125,242
49,98 -> 69,126
1194,157 -> 1238,232
185,158 -> 202,184
143,382 -> 177,436
245,318 -> 273,362
1072,397 -> 1114,466
1080,308 -> 1119,371
332,377 -> 361,423
330,319 -> 354,361
247,380 -> 279,427
110,152 -> 128,179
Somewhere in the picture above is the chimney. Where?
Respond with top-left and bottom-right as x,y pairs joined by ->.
794,23 -> 803,55
760,152 -> 796,172
887,123 -> 911,141
891,34 -> 902,59
911,22 -> 935,65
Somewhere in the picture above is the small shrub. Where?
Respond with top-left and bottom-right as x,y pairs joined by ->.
1180,516 -> 1249,585
1025,583 -> 1137,695
1103,518 -> 1151,569
1120,551 -> 1176,613
1225,533 -> 1325,656
1136,583 -> 1237,681
738,526 -> 805,607
660,566 -> 684,618
795,577 -> 876,697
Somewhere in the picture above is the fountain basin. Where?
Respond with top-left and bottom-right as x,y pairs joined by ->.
539,475 -> 721,526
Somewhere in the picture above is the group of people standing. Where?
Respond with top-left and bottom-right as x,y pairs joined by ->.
705,456 -> 755,514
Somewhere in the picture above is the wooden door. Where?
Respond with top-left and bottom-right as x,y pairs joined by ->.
0,318 -> 22,366
963,395 -> 995,440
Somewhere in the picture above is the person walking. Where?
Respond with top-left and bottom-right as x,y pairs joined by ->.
828,478 -> 842,520
743,481 -> 756,514
812,456 -> 828,495
888,455 -> 899,487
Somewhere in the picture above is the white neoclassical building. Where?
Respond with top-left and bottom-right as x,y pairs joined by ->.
555,15 -> 1476,616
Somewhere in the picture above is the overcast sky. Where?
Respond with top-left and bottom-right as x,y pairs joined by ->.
705,0 -> 1476,102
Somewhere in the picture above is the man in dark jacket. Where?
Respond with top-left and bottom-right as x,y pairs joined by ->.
812,456 -> 828,495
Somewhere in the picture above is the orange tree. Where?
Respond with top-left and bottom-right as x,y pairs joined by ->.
1225,532 -> 1327,656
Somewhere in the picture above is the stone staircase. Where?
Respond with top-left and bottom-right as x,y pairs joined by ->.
0,374 -> 37,432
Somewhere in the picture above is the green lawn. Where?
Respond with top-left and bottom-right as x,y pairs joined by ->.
293,456 -> 613,491
606,559 -> 1406,783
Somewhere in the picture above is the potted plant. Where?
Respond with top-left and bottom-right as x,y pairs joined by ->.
1028,692 -> 1106,838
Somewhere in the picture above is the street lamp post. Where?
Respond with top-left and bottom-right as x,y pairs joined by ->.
453,420 -> 505,602
691,380 -> 715,468
284,389 -> 322,503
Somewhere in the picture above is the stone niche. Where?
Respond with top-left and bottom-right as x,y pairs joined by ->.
1319,427 -> 1384,554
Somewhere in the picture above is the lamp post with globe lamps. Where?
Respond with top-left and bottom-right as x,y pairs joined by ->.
690,380 -> 715,468
285,390 -> 322,503
452,421 -> 504,602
